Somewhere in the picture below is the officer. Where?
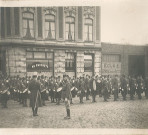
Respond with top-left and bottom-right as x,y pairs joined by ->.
61,75 -> 72,119
28,75 -> 42,116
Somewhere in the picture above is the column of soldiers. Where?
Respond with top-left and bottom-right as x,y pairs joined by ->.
1,74 -> 148,110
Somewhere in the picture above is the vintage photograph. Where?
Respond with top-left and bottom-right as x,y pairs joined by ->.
0,0 -> 148,134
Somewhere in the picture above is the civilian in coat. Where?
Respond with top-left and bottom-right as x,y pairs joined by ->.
28,75 -> 41,116
90,76 -> 97,102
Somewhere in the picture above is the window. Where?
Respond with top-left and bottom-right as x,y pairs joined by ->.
45,14 -> 56,39
26,51 -> 53,72
84,54 -> 94,72
84,18 -> 93,42
102,54 -> 121,62
65,53 -> 76,72
22,12 -> 34,39
65,16 -> 75,41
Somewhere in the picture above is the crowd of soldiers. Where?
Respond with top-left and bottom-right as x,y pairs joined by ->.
0,73 -> 148,109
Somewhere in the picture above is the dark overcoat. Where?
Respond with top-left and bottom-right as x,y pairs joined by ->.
29,80 -> 42,108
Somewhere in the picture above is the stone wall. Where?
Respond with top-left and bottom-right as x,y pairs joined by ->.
6,47 -> 26,77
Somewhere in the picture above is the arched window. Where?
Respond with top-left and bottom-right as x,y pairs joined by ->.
45,14 -> 56,40
84,18 -> 93,42
65,16 -> 75,41
22,11 -> 34,39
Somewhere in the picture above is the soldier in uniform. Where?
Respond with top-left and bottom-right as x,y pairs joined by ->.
90,75 -> 97,102
28,75 -> 42,116
137,75 -> 144,99
145,77 -> 148,99
85,75 -> 91,100
0,81 -> 10,108
111,75 -> 119,101
61,75 -> 72,119
79,77 -> 86,103
49,76 -> 55,103
102,77 -> 109,102
120,75 -> 127,101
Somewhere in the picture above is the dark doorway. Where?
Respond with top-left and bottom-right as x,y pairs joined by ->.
128,55 -> 145,78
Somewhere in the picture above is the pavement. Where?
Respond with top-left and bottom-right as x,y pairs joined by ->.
0,93 -> 148,128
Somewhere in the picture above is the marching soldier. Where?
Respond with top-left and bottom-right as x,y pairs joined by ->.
61,75 -> 72,119
28,75 -> 42,116
85,75 -> 91,100
40,82 -> 47,106
49,76 -> 55,103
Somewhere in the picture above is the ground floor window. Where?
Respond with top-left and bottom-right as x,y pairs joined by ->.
65,52 -> 76,72
26,51 -> 53,73
84,54 -> 94,73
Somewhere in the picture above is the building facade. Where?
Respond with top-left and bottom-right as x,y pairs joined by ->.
0,7 -> 101,78
102,42 -> 148,78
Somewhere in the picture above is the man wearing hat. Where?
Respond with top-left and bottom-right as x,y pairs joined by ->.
61,75 -> 72,119
28,75 -> 42,116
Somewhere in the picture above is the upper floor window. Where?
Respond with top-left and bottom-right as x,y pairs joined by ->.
65,16 -> 75,41
45,14 -> 56,40
22,12 -> 34,39
84,18 -> 93,42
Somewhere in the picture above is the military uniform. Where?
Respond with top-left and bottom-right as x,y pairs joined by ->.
28,76 -> 42,116
102,78 -> 109,102
120,75 -> 127,100
79,78 -> 86,103
111,76 -> 118,101
61,75 -> 72,119
145,77 -> 148,99
90,77 -> 97,102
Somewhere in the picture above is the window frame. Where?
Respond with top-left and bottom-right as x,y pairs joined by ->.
65,15 -> 75,41
22,11 -> 35,39
45,13 -> 56,40
84,17 -> 93,42
84,53 -> 94,72
65,52 -> 76,72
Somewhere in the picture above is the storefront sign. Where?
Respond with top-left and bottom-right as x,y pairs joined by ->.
27,60 -> 50,72
102,62 -> 121,76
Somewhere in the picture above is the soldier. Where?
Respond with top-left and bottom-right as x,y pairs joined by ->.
111,75 -> 119,101
61,75 -> 72,119
55,76 -> 63,105
49,76 -> 55,103
79,77 -> 85,103
85,75 -> 91,100
102,77 -> 109,102
28,75 -> 42,116
120,75 -> 127,101
0,81 -> 10,108
130,76 -> 137,100
40,82 -> 47,106
90,75 -> 97,102
137,76 -> 144,99
96,76 -> 102,97
145,77 -> 148,99
22,79 -> 28,107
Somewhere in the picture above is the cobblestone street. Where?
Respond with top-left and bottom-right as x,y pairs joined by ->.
0,94 -> 148,128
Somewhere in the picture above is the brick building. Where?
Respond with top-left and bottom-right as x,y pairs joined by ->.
0,7 -> 101,78
102,42 -> 148,78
